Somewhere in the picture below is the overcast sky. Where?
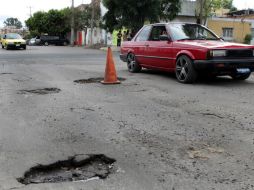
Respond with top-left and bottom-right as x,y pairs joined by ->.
0,0 -> 91,27
0,0 -> 253,27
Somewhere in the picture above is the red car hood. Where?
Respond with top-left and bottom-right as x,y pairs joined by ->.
175,40 -> 254,49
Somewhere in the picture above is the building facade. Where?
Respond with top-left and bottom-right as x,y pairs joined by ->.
207,17 -> 253,43
172,0 -> 197,23
207,9 -> 254,44
74,0 -> 108,46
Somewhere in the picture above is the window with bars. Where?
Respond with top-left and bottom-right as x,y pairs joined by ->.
222,28 -> 233,38
222,28 -> 233,41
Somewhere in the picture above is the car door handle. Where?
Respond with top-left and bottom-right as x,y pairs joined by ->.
145,44 -> 149,47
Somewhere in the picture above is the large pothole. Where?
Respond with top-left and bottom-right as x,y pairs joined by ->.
18,88 -> 61,95
17,154 -> 116,185
74,77 -> 126,84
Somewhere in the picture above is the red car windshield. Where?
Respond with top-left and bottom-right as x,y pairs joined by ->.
169,24 -> 219,41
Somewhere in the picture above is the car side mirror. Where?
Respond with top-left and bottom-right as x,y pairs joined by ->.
159,35 -> 170,41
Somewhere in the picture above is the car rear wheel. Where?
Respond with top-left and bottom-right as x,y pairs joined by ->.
127,53 -> 141,73
176,55 -> 197,83
44,42 -> 49,46
2,45 -> 4,49
230,73 -> 251,80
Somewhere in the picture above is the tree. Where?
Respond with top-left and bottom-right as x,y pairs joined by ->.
26,9 -> 70,37
160,0 -> 181,22
102,0 -> 181,33
4,17 -> 23,29
25,6 -> 101,37
73,5 -> 101,31
196,0 -> 237,25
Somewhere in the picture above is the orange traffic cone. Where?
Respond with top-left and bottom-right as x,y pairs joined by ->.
101,47 -> 121,85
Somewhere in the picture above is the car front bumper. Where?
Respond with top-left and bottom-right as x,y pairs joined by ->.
193,58 -> 254,72
7,44 -> 26,49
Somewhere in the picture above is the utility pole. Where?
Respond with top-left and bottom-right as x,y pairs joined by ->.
90,0 -> 95,45
70,0 -> 75,46
27,6 -> 32,17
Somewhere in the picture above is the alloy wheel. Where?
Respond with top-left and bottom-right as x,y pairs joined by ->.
175,55 -> 197,83
127,53 -> 141,73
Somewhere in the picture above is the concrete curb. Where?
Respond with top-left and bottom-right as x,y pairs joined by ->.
100,46 -> 120,52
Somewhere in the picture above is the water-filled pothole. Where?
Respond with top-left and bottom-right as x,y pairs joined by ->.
18,154 -> 116,185
18,88 -> 61,95
74,77 -> 126,84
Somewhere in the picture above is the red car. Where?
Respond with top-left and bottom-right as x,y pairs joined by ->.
120,23 -> 254,83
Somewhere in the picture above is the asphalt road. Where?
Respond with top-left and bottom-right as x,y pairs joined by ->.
0,46 -> 254,190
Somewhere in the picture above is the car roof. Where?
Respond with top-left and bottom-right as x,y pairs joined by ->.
144,22 -> 201,27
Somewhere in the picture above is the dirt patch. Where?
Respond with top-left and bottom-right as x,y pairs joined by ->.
17,154 -> 116,185
187,145 -> 224,160
19,88 -> 61,95
74,77 -> 126,84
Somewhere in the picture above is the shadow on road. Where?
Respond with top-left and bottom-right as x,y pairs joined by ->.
138,69 -> 254,87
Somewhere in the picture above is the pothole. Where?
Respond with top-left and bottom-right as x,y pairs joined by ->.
17,154 -> 116,185
74,77 -> 126,84
0,72 -> 13,75
18,88 -> 61,95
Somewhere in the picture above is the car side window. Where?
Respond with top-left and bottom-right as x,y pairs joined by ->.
149,26 -> 168,41
135,26 -> 152,42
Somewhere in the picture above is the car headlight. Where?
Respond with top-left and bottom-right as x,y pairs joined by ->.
210,50 -> 226,57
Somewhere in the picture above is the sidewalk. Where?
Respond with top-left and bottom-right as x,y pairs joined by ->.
100,46 -> 120,52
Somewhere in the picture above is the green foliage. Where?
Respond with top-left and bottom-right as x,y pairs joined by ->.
74,6 -> 101,30
4,17 -> 23,29
26,10 -> 69,36
244,34 -> 252,44
25,6 -> 101,37
221,0 -> 233,9
160,0 -> 181,22
102,0 -> 181,32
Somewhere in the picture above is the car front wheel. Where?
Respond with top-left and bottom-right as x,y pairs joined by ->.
44,42 -> 49,46
127,53 -> 141,73
175,55 -> 197,83
230,72 -> 251,80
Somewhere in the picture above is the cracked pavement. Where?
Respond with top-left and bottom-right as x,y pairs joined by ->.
0,46 -> 254,190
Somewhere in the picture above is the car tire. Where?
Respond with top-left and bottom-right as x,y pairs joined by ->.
44,42 -> 49,46
5,45 -> 9,50
63,41 -> 67,46
230,72 -> 251,80
127,53 -> 142,73
175,55 -> 197,83
23,45 -> 26,50
2,45 -> 4,49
